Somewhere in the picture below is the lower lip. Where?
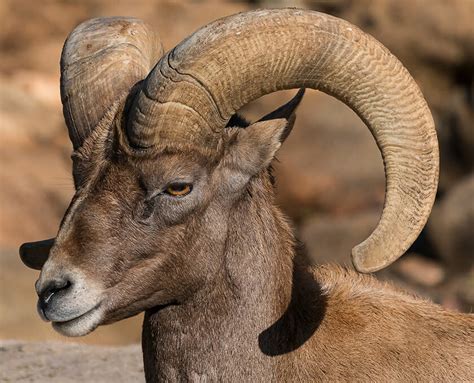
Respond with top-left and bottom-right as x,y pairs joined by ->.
52,302 -> 102,326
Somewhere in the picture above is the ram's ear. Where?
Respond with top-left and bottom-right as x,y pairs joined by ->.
257,88 -> 305,143
19,238 -> 54,270
225,118 -> 288,175
223,89 -> 305,176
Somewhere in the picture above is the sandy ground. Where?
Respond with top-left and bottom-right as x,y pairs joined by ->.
0,341 -> 143,382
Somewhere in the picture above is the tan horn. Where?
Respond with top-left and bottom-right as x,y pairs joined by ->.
61,17 -> 163,150
127,9 -> 439,273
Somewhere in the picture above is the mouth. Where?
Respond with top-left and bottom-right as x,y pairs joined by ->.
52,302 -> 104,337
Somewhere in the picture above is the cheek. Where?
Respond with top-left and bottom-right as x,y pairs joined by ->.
160,205 -> 192,225
156,195 -> 206,226
227,172 -> 250,191
75,228 -> 152,288
215,167 -> 250,195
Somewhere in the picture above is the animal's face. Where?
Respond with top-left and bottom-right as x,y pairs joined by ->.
33,149 -> 215,336
20,101 -> 298,336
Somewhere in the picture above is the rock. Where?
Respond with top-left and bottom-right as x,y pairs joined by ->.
435,270 -> 474,313
391,253 -> 445,287
0,73 -> 71,248
0,0 -> 248,75
455,270 -> 474,310
299,210 -> 380,266
0,341 -> 144,383
0,72 -> 63,143
428,174 -> 474,273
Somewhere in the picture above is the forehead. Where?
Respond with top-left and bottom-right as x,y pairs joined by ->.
76,142 -> 219,192
124,148 -> 216,181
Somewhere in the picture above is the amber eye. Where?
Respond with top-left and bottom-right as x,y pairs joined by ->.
164,182 -> 193,197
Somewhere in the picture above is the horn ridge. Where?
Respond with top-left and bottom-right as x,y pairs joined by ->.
60,16 -> 163,150
127,9 -> 439,272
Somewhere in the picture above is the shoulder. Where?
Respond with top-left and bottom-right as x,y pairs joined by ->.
310,263 -> 473,330
311,264 -> 423,304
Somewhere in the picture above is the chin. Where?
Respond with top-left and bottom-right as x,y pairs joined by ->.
52,304 -> 104,337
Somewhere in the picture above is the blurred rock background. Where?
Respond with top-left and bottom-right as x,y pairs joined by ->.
0,0 -> 472,349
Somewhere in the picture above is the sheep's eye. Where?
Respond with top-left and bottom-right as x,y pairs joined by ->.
164,183 -> 193,197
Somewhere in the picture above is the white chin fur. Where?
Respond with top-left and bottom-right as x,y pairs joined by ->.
52,304 -> 104,337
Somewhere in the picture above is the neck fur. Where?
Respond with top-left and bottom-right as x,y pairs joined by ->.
142,173 -> 322,380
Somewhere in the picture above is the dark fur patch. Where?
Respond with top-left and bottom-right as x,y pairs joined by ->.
225,114 -> 250,129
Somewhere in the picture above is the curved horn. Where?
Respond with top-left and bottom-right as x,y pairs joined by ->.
61,17 -> 163,150
127,9 -> 439,273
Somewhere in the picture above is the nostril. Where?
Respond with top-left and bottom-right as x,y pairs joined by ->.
39,279 -> 72,305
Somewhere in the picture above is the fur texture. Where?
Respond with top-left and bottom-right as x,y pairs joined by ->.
22,101 -> 473,381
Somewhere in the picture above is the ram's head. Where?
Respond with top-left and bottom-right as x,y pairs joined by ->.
19,11 -> 438,337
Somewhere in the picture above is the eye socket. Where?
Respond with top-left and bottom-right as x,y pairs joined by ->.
164,182 -> 193,197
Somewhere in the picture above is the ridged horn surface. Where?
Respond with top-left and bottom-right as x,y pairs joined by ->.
61,17 -> 163,150
128,9 -> 439,272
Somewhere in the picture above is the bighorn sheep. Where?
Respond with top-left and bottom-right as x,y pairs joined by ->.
19,9 -> 473,382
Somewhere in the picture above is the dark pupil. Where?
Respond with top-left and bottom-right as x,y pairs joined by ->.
171,183 -> 187,191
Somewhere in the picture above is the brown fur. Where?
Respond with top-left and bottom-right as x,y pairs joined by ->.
22,103 -> 473,381
140,170 -> 473,382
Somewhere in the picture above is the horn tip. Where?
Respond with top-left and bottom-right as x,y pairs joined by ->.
351,244 -> 392,273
